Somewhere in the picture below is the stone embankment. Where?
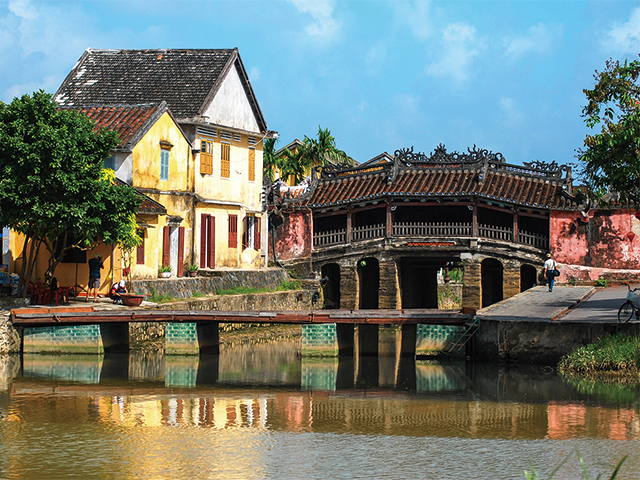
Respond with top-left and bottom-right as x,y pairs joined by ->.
1,269 -> 322,354
1,298 -> 27,355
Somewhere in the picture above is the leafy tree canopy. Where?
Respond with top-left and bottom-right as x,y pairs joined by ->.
264,126 -> 353,185
0,91 -> 141,292
579,57 -> 640,204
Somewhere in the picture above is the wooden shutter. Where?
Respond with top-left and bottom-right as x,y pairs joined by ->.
228,214 -> 237,248
254,217 -> 261,250
200,140 -> 213,175
136,230 -> 145,265
177,226 -> 185,277
208,216 -> 215,269
248,148 -> 255,182
162,226 -> 170,267
221,143 -> 230,178
200,214 -> 208,268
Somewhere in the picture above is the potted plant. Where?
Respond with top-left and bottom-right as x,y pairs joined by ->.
185,263 -> 199,277
159,265 -> 172,278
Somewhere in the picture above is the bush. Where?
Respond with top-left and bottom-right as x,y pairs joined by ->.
558,333 -> 640,377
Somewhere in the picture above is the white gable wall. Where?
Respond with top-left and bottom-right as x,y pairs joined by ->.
202,64 -> 260,133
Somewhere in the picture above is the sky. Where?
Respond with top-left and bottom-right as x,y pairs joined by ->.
1,0 -> 640,170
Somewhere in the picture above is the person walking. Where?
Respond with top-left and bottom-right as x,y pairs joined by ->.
544,253 -> 557,292
86,253 -> 104,302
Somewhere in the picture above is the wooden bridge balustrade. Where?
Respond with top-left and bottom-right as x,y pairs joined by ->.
313,220 -> 549,250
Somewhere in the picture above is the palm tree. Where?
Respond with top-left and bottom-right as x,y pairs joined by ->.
300,126 -> 351,169
263,137 -> 280,183
279,147 -> 310,185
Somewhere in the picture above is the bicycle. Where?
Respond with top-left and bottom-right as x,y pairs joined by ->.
617,283 -> 640,323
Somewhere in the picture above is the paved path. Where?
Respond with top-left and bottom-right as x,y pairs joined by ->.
478,284 -> 639,323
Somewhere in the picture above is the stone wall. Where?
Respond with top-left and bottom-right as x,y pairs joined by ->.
474,319 -> 640,364
0,308 -> 21,355
131,268 -> 289,299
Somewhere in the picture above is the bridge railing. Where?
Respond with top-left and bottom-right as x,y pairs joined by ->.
313,222 -> 548,250
518,229 -> 549,249
313,228 -> 346,247
353,223 -> 386,241
393,221 -> 471,237
478,224 -> 513,242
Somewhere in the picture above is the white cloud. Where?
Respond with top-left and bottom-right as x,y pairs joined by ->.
605,7 -> 640,54
503,23 -> 562,58
392,0 -> 433,41
499,97 -> 524,127
8,0 -> 37,21
425,23 -> 484,84
395,93 -> 420,119
249,66 -> 262,82
288,0 -> 341,43
365,43 -> 387,73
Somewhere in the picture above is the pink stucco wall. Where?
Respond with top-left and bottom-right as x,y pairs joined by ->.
272,210 -> 312,261
551,209 -> 640,279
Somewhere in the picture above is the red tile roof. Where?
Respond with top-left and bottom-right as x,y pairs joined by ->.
282,146 -> 578,211
61,103 -> 165,149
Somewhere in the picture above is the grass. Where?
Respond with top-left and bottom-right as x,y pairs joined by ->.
595,279 -> 609,287
148,287 -> 177,303
216,279 -> 302,296
191,291 -> 205,298
558,333 -> 640,377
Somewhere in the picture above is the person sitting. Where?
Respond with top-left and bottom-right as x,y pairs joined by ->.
110,280 -> 127,304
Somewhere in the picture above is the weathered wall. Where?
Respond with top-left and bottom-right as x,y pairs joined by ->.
154,289 -> 317,312
272,210 -> 312,262
131,268 -> 289,299
552,209 -> 640,276
474,319 -> 640,364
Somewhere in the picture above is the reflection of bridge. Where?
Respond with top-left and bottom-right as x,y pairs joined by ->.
12,308 -> 474,356
8,356 -> 639,442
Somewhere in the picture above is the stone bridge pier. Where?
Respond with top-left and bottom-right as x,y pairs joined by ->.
318,248 -> 543,313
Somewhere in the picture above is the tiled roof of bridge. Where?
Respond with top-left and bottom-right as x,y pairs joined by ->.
54,48 -> 268,132
289,153 -> 578,211
61,103 -> 166,150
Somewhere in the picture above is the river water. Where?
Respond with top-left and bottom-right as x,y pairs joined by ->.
1,330 -> 639,480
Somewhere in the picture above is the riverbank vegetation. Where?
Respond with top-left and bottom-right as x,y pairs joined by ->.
558,333 -> 640,379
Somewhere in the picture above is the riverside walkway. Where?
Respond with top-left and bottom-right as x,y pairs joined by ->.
477,284 -> 636,323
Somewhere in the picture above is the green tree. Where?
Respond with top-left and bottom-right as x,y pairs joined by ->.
300,126 -> 351,170
263,137 -> 280,183
279,146 -> 309,185
579,57 -> 640,203
0,91 -> 141,296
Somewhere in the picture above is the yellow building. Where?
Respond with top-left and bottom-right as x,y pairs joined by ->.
54,48 -> 275,275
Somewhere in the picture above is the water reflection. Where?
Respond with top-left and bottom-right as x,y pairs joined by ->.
2,340 -> 640,480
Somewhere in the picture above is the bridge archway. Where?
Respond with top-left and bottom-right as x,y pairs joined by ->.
358,257 -> 379,309
399,257 -> 440,308
520,264 -> 537,292
481,258 -> 503,308
321,263 -> 341,309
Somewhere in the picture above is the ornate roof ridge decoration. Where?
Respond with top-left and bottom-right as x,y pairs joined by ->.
395,144 -> 505,166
